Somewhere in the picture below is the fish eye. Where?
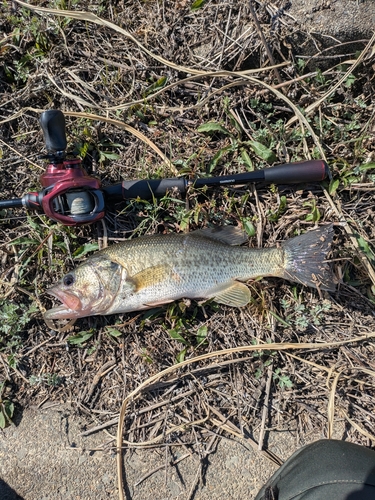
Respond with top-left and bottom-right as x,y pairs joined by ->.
63,274 -> 75,287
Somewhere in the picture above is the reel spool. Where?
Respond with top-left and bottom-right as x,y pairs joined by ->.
65,191 -> 95,216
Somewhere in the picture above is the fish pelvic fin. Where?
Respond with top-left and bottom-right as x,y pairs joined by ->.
208,281 -> 251,307
282,224 -> 336,291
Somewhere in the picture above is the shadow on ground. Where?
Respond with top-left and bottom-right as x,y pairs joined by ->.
0,479 -> 24,500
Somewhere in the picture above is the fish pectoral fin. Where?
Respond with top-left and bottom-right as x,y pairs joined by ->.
131,264 -> 172,291
209,281 -> 251,307
191,226 -> 248,246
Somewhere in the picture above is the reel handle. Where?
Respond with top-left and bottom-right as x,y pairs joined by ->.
40,110 -> 67,153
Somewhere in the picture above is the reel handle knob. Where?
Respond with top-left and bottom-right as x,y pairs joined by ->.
40,110 -> 67,153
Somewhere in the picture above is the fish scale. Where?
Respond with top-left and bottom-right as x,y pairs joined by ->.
101,234 -> 278,302
44,225 -> 335,321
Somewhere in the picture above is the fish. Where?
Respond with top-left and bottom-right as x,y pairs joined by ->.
44,224 -> 335,321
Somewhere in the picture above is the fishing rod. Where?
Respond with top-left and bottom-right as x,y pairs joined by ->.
0,110 -> 329,226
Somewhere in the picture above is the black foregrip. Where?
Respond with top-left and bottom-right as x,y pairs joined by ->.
0,198 -> 24,209
263,160 -> 329,184
40,110 -> 67,152
120,178 -> 187,200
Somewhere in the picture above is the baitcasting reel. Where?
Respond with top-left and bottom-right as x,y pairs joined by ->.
1,110 -> 105,225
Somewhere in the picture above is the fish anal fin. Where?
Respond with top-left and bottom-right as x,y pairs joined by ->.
191,226 -> 248,246
131,264 -> 173,291
209,281 -> 251,307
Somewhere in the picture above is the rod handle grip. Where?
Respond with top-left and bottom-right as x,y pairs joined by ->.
104,178 -> 187,201
263,160 -> 329,184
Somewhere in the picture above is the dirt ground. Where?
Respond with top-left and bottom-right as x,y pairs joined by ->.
1,0 -> 375,499
1,404 -> 345,500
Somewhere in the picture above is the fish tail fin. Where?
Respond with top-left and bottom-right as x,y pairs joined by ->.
282,224 -> 336,291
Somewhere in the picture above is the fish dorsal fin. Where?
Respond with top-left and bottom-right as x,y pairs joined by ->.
131,264 -> 173,291
209,281 -> 251,307
191,226 -> 248,246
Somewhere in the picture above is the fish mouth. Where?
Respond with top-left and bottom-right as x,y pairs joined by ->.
44,286 -> 86,320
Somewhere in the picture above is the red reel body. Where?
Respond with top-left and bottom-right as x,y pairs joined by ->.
38,158 -> 105,226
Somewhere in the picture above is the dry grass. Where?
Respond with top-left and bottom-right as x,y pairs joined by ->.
1,1 -> 375,498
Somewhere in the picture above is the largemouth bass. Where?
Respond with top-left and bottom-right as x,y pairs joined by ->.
44,225 -> 335,321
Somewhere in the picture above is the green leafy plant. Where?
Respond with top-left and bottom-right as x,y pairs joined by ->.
165,302 -> 209,362
96,139 -> 122,165
279,299 -> 332,330
303,199 -> 321,223
197,122 -> 232,136
191,0 -> 207,11
196,100 -> 280,178
144,76 -> 167,97
273,368 -> 293,389
140,348 -> 153,364
72,242 -> 99,259
105,327 -> 123,338
0,300 -> 38,345
29,373 -> 64,387
356,234 -> 375,264
241,217 -> 256,237
67,330 -> 94,347
267,195 -> 287,222
247,140 -> 277,163
73,123 -> 123,166
251,339 -> 278,379
254,357 -> 273,380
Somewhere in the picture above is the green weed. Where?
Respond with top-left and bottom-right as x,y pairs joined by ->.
29,373 -> 64,387
67,330 -> 95,347
0,300 -> 38,352
267,195 -> 287,222
303,199 -> 321,223
279,299 -> 332,331
273,368 -> 293,389
165,302 -> 209,362
73,125 -> 123,167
